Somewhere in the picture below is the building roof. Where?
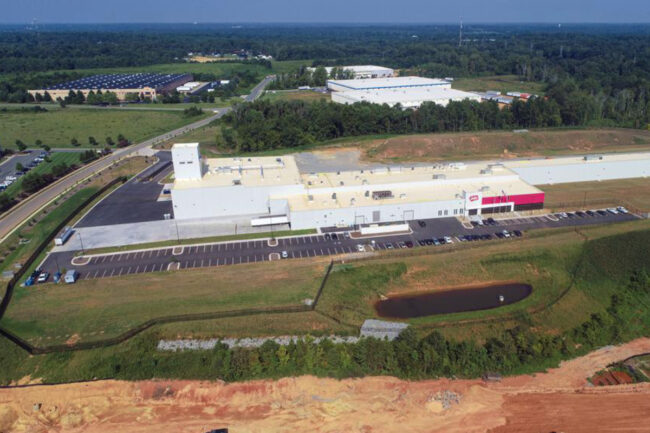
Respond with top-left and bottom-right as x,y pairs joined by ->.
334,86 -> 480,108
504,152 -> 650,169
173,156 -> 302,189
44,73 -> 191,91
285,176 -> 540,212
328,76 -> 450,91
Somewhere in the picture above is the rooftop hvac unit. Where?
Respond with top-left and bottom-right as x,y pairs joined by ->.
340,181 -> 344,186
331,193 -> 337,200
372,190 -> 393,200
233,179 -> 241,185
399,193 -> 406,199
481,186 -> 490,192
433,174 -> 446,180
480,169 -> 493,175
584,155 -> 604,161
365,190 -> 370,197
308,195 -> 314,202
350,198 -> 356,205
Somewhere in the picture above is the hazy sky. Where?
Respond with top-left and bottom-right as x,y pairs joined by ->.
0,0 -> 648,24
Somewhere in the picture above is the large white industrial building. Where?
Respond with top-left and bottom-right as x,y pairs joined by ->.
171,143 -> 546,229
327,76 -> 480,109
171,144 -> 650,230
310,65 -> 394,79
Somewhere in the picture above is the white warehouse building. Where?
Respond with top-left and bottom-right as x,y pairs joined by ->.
170,143 -> 546,230
310,65 -> 394,79
327,76 -> 480,109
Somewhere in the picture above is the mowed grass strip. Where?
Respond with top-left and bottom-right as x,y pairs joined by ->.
0,108 -> 208,149
542,177 -> 650,211
0,257 -> 330,345
2,152 -> 81,199
356,128 -> 650,163
451,75 -> 546,95
262,90 -> 329,103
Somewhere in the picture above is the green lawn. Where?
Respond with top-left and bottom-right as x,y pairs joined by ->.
0,107 -> 209,149
2,152 -> 82,199
0,258 -> 329,345
261,90 -> 330,103
452,75 -> 546,95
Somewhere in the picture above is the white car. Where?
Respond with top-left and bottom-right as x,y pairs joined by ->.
37,272 -> 49,283
502,230 -> 511,238
444,236 -> 453,244
281,251 -> 288,259
617,206 -> 629,214
607,208 -> 618,214
356,244 -> 365,252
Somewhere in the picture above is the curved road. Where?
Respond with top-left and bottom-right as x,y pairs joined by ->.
0,75 -> 274,242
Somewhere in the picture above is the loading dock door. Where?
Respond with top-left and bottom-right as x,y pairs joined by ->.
372,211 -> 381,222
403,210 -> 415,221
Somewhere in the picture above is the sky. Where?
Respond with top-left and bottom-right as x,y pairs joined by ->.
0,0 -> 648,24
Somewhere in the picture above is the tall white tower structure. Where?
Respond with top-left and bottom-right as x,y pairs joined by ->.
172,143 -> 203,180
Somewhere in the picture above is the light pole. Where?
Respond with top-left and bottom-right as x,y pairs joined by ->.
78,232 -> 85,255
174,219 -> 180,244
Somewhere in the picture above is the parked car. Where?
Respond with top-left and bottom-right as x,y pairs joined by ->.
617,206 -> 629,214
495,232 -> 505,239
596,210 -> 607,216
331,233 -> 338,241
575,211 -> 586,217
405,241 -> 414,248
444,236 -> 453,244
566,212 -> 576,218
487,218 -> 496,225
502,230 -> 511,238
37,272 -> 49,283
324,233 -> 331,240
281,251 -> 288,259
586,210 -> 596,216
53,271 -> 62,283
433,238 -> 440,246
64,270 -> 79,284
356,244 -> 365,252
513,230 -> 523,237
385,242 -> 394,249
418,240 -> 426,246
343,232 -> 350,239
607,208 -> 619,214
417,220 -> 426,228
425,239 -> 434,246
397,241 -> 406,249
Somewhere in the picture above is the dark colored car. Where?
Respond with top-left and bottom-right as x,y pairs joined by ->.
438,237 -> 446,244
575,211 -> 586,217
425,239 -> 433,246
324,233 -> 331,240
405,241 -> 414,248
470,221 -> 479,227
495,232 -> 505,239
487,218 -> 496,225
566,212 -> 576,218
418,220 -> 426,227
597,210 -> 607,216
331,233 -> 338,240
586,210 -> 596,216
418,240 -> 426,246
513,230 -> 523,237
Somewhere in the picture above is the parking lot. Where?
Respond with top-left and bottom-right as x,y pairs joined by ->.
75,151 -> 173,227
37,207 -> 639,282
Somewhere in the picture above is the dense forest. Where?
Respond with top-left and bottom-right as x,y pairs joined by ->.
2,23 -> 650,109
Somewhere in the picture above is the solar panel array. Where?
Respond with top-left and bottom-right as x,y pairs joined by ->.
45,73 -> 191,91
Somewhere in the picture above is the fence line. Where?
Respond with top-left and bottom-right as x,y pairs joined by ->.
0,176 -> 127,321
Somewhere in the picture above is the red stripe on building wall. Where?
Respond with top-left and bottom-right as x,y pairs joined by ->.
482,192 -> 545,206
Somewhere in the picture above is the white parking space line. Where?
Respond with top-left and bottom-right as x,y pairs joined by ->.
110,269 -> 115,277
118,268 -> 124,276
126,267 -> 132,274
101,269 -> 107,278
192,260 -> 196,267
208,258 -> 212,266
327,248 -> 331,255
334,247 -> 339,254
232,257 -> 235,265
142,265 -> 147,272
291,251 -> 295,258
100,256 -> 107,263
135,265 -> 140,273
201,259 -> 204,267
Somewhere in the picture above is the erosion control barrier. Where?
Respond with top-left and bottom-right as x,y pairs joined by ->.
0,176 -> 127,321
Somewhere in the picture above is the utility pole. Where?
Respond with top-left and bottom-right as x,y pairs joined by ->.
458,17 -> 463,48
78,232 -> 85,255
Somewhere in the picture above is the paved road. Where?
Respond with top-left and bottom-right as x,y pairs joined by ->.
39,210 -> 638,281
0,75 -> 274,242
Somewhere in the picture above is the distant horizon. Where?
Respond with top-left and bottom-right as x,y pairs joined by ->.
2,21 -> 650,26
0,0 -> 648,25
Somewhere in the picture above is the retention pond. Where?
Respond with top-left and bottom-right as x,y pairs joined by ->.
374,282 -> 532,319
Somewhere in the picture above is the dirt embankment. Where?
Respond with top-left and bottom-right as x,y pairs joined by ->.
2,338 -> 650,433
360,128 -> 650,163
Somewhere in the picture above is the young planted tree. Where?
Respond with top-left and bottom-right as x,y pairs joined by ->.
15,140 -> 26,152
89,136 -> 98,146
70,137 -> 80,147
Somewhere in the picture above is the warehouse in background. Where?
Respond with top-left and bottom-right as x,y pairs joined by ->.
310,65 -> 394,79
327,75 -> 480,108
29,73 -> 193,102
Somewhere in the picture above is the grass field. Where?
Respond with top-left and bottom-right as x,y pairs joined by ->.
0,258 -> 329,345
3,216 -> 649,347
1,152 -> 81,199
452,75 -> 546,95
262,90 -> 330,103
0,107 -> 209,149
543,177 -> 650,212
354,128 -> 650,163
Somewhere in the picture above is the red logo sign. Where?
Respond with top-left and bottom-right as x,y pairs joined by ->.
469,195 -> 479,202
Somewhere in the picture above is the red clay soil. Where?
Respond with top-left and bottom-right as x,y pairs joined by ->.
2,339 -> 650,433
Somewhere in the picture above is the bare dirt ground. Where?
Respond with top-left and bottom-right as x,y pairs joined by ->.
2,338 -> 650,433
358,128 -> 650,163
